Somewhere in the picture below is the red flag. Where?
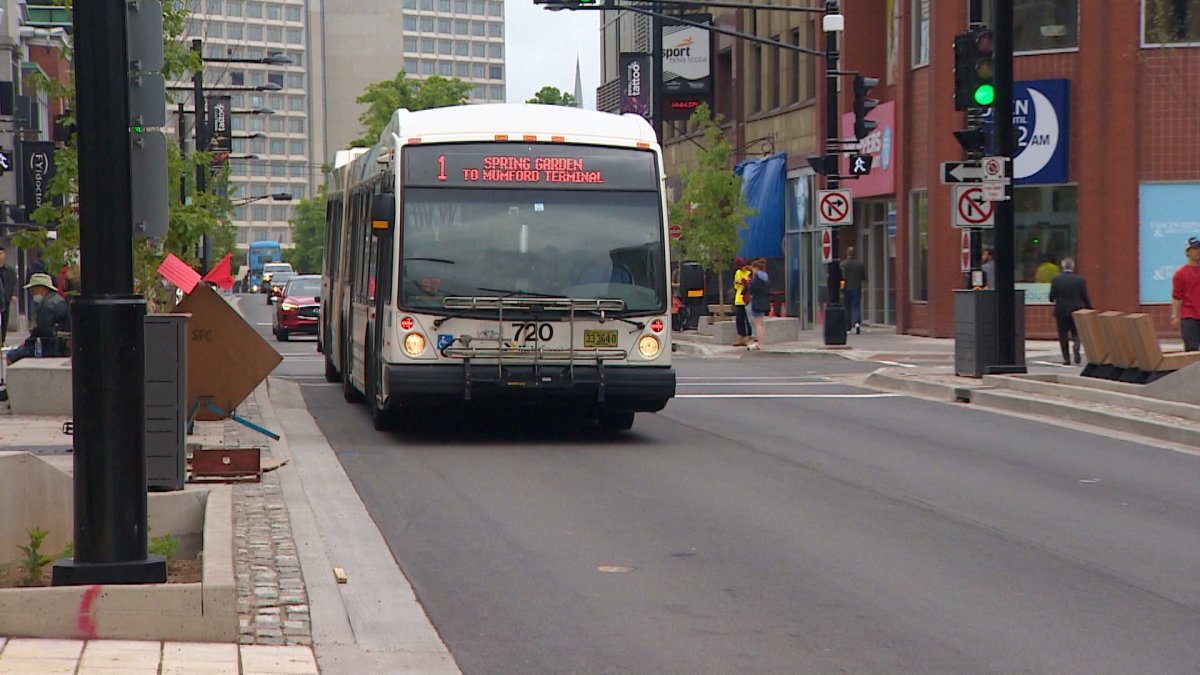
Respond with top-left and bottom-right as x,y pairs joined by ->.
203,253 -> 235,291
157,253 -> 202,294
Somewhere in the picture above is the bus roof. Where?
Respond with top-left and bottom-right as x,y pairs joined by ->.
381,104 -> 659,150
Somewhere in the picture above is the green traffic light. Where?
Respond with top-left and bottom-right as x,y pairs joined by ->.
973,83 -> 995,107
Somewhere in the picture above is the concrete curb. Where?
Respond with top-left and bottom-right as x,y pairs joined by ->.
673,338 -> 858,361
982,374 -> 1200,424
0,486 -> 236,642
970,388 -> 1200,448
864,369 -> 973,402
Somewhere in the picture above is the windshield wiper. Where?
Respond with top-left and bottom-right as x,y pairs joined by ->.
580,308 -> 645,331
476,287 -> 563,299
406,257 -> 456,264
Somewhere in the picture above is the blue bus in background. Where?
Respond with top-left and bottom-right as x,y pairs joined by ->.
245,240 -> 283,293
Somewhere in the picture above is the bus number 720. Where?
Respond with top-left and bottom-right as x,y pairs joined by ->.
511,322 -> 553,342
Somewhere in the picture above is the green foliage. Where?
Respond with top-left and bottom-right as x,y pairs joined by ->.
14,0 -> 231,310
16,527 -> 53,586
526,86 -> 577,107
668,104 -> 754,307
351,72 -> 472,147
149,534 -> 180,562
288,185 -> 327,274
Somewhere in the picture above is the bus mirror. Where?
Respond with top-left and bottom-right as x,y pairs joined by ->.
371,194 -> 395,233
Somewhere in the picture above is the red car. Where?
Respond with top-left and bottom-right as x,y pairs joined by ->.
273,275 -> 321,341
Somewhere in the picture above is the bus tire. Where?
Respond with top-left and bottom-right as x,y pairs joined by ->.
598,409 -> 635,432
324,351 -> 341,383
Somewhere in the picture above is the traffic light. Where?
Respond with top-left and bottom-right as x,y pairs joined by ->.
852,74 -> 879,140
954,29 -> 994,110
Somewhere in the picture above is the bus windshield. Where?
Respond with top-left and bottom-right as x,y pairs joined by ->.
400,188 -> 665,313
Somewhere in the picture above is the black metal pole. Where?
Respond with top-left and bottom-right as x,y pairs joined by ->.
54,0 -> 165,586
822,1 -> 846,346
177,102 -> 187,206
990,0 -> 1023,372
967,0 -> 984,290
651,2 -> 664,144
193,39 -> 210,272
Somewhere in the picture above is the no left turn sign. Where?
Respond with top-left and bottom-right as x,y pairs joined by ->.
817,189 -> 853,227
953,185 -> 995,228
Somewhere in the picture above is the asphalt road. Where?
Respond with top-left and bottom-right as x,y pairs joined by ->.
243,296 -> 1200,674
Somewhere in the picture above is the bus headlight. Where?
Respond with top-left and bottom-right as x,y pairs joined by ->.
637,335 -> 660,358
403,332 -> 426,356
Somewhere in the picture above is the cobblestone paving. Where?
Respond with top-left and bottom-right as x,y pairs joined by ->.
213,392 -> 313,647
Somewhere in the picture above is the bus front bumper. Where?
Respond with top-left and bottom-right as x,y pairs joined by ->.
384,363 -> 675,412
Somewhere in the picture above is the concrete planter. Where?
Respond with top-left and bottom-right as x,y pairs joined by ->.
0,453 -> 235,641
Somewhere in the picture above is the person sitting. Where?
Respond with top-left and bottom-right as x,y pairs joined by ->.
6,273 -> 70,365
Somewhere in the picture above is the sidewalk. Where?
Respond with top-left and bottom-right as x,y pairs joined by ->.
674,322 -> 1200,452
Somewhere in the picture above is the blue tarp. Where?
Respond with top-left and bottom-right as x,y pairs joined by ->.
735,153 -> 787,259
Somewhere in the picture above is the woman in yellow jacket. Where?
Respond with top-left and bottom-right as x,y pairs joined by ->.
732,257 -> 752,346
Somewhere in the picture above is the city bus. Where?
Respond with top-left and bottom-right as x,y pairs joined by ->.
245,240 -> 283,293
321,104 -> 676,431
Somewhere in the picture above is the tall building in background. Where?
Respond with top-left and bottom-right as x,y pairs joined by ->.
317,0 -> 508,157
174,0 -> 319,251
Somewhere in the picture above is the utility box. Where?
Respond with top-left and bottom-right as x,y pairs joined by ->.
145,313 -> 190,491
954,290 -> 1025,377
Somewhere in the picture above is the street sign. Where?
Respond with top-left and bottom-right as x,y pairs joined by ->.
129,72 -> 166,128
940,160 -> 983,184
126,0 -> 164,73
952,185 -> 995,228
131,131 -> 169,239
668,223 -> 682,240
821,227 -> 833,263
817,189 -> 853,226
980,181 -> 1008,202
981,156 -> 1009,181
849,154 -> 873,176
960,229 -> 971,272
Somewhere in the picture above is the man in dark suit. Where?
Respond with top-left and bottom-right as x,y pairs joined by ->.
1048,257 -> 1092,365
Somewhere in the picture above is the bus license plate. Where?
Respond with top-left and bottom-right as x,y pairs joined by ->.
583,329 -> 618,348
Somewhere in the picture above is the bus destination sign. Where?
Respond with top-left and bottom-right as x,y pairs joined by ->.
404,144 -> 657,191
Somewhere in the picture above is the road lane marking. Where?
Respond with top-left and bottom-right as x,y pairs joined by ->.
676,393 -> 900,399
876,360 -> 918,368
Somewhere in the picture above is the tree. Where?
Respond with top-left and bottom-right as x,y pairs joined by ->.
287,185 -> 327,274
526,86 -> 577,107
351,73 -> 472,147
668,104 -> 754,311
12,0 -> 233,310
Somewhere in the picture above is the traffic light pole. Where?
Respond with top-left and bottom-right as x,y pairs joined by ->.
192,39 -> 212,273
822,1 -> 846,346
55,0 -> 165,586
988,0 -> 1024,373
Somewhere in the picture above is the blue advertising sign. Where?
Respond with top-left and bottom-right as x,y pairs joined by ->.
983,79 -> 1070,185
1139,183 -> 1200,304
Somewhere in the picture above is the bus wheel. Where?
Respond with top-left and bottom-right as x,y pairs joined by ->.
324,351 -> 341,383
598,409 -> 635,432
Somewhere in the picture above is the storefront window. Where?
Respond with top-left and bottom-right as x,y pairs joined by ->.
909,190 -> 928,301
911,0 -> 930,67
979,0 -> 1078,51
1143,0 -> 1200,44
1012,184 -> 1077,303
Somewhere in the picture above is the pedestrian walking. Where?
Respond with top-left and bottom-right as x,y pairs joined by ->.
0,245 -> 15,346
842,246 -> 865,334
732,257 -> 752,346
1172,236 -> 1200,352
745,259 -> 770,350
1048,257 -> 1092,365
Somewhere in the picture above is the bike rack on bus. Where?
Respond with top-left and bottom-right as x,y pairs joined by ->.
440,296 -> 630,402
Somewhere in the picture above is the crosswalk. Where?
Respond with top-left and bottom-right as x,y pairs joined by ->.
674,375 -> 898,400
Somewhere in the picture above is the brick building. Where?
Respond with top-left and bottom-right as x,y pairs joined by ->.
602,1 -> 1200,338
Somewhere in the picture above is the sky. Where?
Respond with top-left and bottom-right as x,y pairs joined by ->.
505,2 -> 602,107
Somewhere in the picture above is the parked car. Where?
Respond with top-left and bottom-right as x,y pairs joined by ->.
267,271 -> 295,304
273,275 -> 320,341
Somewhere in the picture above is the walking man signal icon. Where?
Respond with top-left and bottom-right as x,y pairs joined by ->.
0,150 -> 11,175
850,154 -> 873,176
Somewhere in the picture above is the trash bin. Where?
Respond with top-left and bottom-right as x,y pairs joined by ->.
954,290 -> 1025,377
145,313 -> 189,491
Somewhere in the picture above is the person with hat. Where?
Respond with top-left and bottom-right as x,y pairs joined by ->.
1171,236 -> 1200,352
0,245 -> 15,346
5,273 -> 70,364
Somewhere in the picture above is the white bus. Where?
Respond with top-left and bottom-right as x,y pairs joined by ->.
320,104 -> 676,430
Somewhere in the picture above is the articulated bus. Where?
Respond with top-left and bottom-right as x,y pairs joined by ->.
320,104 -> 676,430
